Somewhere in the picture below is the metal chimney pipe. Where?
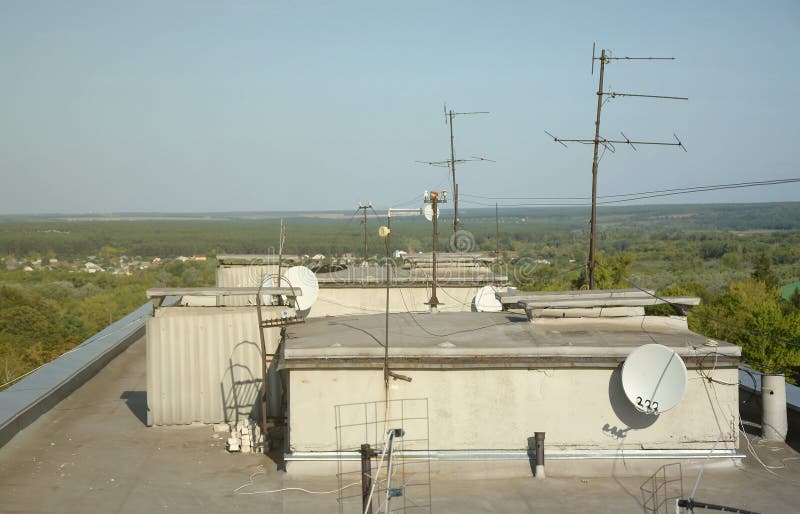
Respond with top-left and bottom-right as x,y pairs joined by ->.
534,431 -> 546,479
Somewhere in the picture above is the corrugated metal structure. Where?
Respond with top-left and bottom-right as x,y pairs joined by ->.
216,264 -> 278,288
146,306 -> 282,426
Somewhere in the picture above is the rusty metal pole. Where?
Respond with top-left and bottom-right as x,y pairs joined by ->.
588,50 -> 606,290
360,443 -> 374,514
495,202 -> 499,258
255,287 -> 269,453
362,205 -> 369,263
385,213 -> 391,385
429,194 -> 440,310
448,110 -> 458,233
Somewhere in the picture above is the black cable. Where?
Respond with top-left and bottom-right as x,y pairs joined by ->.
629,283 -> 800,351
459,177 -> 800,207
392,268 -> 518,337
462,177 -> 800,201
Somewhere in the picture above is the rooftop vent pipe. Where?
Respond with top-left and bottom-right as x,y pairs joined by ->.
535,431 -> 545,479
762,373 -> 788,441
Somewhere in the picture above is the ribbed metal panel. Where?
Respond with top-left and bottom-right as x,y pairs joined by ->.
216,265 -> 279,306
216,266 -> 278,287
146,306 -> 281,426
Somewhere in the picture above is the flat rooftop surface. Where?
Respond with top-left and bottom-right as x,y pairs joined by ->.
1,336 -> 790,513
282,312 -> 740,363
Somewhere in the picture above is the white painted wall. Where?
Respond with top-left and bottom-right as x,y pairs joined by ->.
288,367 -> 739,452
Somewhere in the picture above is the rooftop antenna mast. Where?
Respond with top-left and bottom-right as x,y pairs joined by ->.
423,190 -> 447,312
357,202 -> 373,263
379,209 -> 416,386
545,43 -> 688,290
418,104 -> 491,233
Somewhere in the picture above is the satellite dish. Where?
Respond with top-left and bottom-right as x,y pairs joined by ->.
473,285 -> 502,312
378,226 -> 390,238
423,204 -> 439,221
281,266 -> 319,316
260,275 -> 275,305
621,344 -> 687,415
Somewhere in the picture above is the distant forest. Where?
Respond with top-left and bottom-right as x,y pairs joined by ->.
1,202 -> 800,259
1,201 -> 799,388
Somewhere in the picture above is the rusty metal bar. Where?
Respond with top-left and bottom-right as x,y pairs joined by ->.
360,443 -> 374,514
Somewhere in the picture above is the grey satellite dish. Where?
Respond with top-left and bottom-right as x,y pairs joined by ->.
473,285 -> 502,312
281,266 -> 319,316
423,204 -> 439,221
621,344 -> 687,415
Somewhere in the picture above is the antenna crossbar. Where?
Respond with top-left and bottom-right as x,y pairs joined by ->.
605,91 -> 688,101
598,56 -> 676,61
559,44 -> 687,290
549,138 -> 682,146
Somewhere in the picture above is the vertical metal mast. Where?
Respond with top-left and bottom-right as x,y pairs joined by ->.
357,202 -> 372,263
448,109 -> 457,232
545,44 -> 687,289
588,50 -> 606,290
424,191 -> 447,311
418,105 -> 490,234
495,202 -> 500,258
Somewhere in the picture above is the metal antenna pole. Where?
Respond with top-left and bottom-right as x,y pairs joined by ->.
358,202 -> 372,263
384,212 -> 391,385
588,49 -> 606,290
431,197 -> 440,310
277,219 -> 285,291
448,109 -> 458,232
424,191 -> 446,311
495,202 -> 500,258
419,105 -> 490,234
381,208 -> 415,384
545,44 -> 688,290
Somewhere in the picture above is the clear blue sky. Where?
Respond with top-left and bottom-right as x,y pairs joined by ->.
1,1 -> 798,214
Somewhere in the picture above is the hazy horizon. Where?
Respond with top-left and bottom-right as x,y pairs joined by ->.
3,199 -> 800,219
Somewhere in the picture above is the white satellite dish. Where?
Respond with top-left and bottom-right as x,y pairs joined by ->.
423,204 -> 439,221
621,344 -> 688,415
281,266 -> 319,316
260,275 -> 275,305
473,285 -> 502,312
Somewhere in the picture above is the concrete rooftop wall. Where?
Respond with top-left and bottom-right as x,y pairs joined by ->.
288,367 -> 739,453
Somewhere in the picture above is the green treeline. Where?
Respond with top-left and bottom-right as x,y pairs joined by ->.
1,202 -> 799,387
0,261 -> 215,387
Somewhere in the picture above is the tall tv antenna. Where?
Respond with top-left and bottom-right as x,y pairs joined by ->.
545,43 -> 688,290
417,104 -> 491,233
357,202 -> 373,263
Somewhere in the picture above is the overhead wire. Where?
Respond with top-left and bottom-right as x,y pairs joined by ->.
386,168 -> 451,209
460,177 -> 800,207
627,284 -> 800,351
392,266 -> 518,337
